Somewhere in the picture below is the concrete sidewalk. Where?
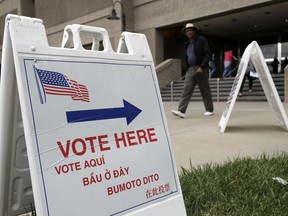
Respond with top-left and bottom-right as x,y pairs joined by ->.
163,101 -> 288,170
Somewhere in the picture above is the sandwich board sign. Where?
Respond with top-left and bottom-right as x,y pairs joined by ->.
0,14 -> 187,216
219,41 -> 288,133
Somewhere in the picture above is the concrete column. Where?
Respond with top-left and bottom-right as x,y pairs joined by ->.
285,65 -> 288,103
140,28 -> 164,66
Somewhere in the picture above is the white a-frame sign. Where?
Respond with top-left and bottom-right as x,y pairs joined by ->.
219,41 -> 288,133
0,14 -> 187,216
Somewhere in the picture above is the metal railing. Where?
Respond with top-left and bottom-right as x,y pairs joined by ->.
170,75 -> 185,101
169,64 -> 240,102
170,76 -> 221,102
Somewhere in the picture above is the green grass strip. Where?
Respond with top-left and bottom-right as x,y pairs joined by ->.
179,153 -> 288,216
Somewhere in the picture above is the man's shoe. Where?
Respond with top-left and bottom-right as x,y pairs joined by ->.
171,110 -> 185,118
203,111 -> 214,116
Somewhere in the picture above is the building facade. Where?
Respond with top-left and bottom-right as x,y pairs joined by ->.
1,0 -> 288,77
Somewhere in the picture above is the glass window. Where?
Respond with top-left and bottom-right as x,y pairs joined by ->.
260,44 -> 277,60
282,42 -> 288,58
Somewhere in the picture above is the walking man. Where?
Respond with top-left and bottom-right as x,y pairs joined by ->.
172,23 -> 214,118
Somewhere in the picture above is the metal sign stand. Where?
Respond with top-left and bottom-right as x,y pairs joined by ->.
219,41 -> 288,133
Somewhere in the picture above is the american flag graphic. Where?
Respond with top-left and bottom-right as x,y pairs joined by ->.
35,67 -> 90,103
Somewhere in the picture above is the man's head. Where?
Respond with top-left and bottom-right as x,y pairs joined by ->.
182,23 -> 197,39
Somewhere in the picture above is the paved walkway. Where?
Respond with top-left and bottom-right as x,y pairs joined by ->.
163,101 -> 288,170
